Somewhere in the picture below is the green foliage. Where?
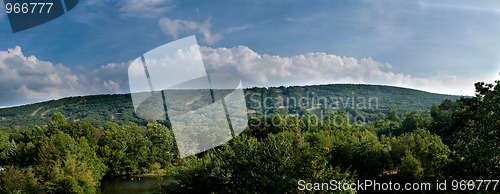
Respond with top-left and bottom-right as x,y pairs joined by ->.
0,114 -> 106,193
46,175 -> 93,194
397,151 -> 424,181
51,113 -> 66,125
146,122 -> 176,167
372,119 -> 400,137
44,155 -> 96,194
0,81 -> 495,193
395,112 -> 431,135
0,84 -> 460,129
0,166 -> 26,193
0,94 -> 148,129
442,81 -> 500,179
327,130 -> 390,179
0,130 -> 9,164
0,111 -> 177,193
429,99 -> 459,137
0,166 -> 41,194
98,122 -> 152,175
389,128 -> 450,179
386,108 -> 400,122
246,84 -> 461,122
162,132 -> 355,193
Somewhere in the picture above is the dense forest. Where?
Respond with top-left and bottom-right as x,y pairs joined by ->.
0,82 -> 496,193
0,84 -> 460,129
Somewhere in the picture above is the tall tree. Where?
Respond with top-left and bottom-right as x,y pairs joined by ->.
445,81 -> 500,179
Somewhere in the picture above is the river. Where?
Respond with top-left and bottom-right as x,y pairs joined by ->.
99,175 -> 169,194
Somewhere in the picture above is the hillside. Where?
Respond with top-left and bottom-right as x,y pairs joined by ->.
0,84 -> 463,129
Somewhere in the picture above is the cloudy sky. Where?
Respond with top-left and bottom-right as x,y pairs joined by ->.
0,0 -> 499,107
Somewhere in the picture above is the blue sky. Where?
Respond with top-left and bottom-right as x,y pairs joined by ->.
0,0 -> 499,106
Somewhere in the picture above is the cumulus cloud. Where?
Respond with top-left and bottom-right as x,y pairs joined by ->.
0,45 -> 481,107
0,46 -> 88,105
0,46 -> 132,106
159,17 -> 222,44
200,46 -> 478,95
118,0 -> 174,18
89,62 -> 131,94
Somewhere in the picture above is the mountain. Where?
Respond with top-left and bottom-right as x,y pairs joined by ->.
0,84 -> 463,129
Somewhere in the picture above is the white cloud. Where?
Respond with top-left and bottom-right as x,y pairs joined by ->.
201,46 -> 479,95
159,17 -> 222,44
0,46 -> 132,106
0,45 -> 484,107
118,0 -> 174,18
0,46 -> 88,105
89,62 -> 131,93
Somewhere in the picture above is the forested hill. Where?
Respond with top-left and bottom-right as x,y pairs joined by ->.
0,84 -> 462,129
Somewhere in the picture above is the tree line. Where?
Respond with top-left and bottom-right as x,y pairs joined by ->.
0,84 -> 461,129
0,81 -> 497,193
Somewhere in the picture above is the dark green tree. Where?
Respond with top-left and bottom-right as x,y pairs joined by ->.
396,112 -> 430,135
445,81 -> 500,179
386,108 -> 400,122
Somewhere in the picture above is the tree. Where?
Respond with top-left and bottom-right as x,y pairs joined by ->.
445,81 -> 500,179
328,130 -> 390,179
98,122 -> 151,175
45,155 -> 96,194
397,112 -> 430,135
51,112 -> 66,125
146,122 -> 176,167
161,132 -> 355,193
373,119 -> 399,137
0,166 -> 41,194
0,130 -> 10,164
34,114 -> 106,192
386,108 -> 400,122
390,128 -> 449,179
397,151 -> 424,181
7,139 -> 18,164
0,166 -> 24,193
429,99 -> 459,138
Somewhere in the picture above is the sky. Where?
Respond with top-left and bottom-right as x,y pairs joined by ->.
0,0 -> 499,107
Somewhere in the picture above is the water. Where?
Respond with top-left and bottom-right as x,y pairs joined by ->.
99,176 -> 168,194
